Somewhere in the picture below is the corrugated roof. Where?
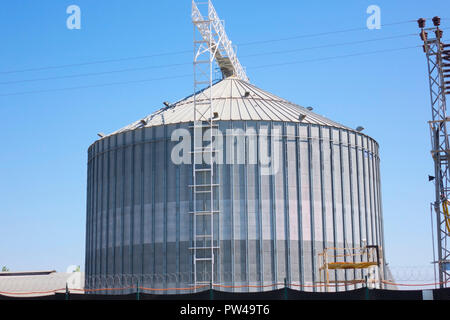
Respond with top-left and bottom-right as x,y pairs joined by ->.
109,77 -> 351,136
0,272 -> 84,297
0,270 -> 56,277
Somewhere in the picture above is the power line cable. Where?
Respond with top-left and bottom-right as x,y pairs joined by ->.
237,19 -> 418,47
0,44 -> 426,97
249,45 -> 422,70
0,50 -> 191,75
0,19 -> 424,75
240,32 -> 420,58
0,74 -> 191,97
0,62 -> 190,85
0,32 -> 427,86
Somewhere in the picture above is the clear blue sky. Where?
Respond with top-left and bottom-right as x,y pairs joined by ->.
0,0 -> 448,276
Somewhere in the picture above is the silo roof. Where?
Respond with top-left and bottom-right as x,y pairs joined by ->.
110,77 -> 351,135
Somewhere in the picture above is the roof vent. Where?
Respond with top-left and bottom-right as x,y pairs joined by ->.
244,91 -> 250,97
356,126 -> 365,132
299,114 -> 307,121
97,133 -> 106,138
307,106 -> 313,111
163,101 -> 171,108
140,119 -> 148,126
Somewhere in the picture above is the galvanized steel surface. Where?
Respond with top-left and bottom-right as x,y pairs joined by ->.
109,78 -> 352,136
85,117 -> 384,293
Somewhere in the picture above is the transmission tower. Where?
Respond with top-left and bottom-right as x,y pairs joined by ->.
418,16 -> 450,287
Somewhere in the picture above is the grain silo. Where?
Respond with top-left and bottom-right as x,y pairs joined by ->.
84,1 -> 386,294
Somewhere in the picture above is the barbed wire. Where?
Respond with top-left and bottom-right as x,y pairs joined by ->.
1,277 -> 449,297
84,272 -> 287,291
82,268 -> 441,290
388,266 -> 436,282
0,267 -> 443,296
82,271 -> 380,294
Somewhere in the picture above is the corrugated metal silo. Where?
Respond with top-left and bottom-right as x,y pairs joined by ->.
85,77 -> 385,293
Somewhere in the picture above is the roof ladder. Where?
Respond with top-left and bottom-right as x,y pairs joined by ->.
191,0 -> 221,289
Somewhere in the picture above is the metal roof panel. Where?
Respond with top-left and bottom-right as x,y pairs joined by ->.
109,77 -> 352,136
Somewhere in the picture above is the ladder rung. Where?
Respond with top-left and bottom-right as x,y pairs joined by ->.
195,258 -> 214,261
194,80 -> 211,85
192,212 -> 218,216
190,210 -> 219,215
189,184 -> 219,188
191,147 -> 216,151
194,168 -> 212,172
193,20 -> 212,25
195,235 -> 212,238
190,150 -> 220,154
192,100 -> 212,104
192,147 -> 217,151
193,57 -> 210,61
189,247 -> 219,250
189,124 -> 218,128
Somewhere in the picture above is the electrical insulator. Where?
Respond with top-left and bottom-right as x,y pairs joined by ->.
436,29 -> 443,39
418,18 -> 426,28
423,45 -> 427,53
433,16 -> 441,27
444,53 -> 450,62
420,30 -> 428,41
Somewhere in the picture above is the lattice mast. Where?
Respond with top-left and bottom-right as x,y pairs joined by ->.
192,1 -> 249,83
418,17 -> 450,288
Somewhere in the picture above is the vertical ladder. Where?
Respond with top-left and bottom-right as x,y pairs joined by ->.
191,0 -> 220,288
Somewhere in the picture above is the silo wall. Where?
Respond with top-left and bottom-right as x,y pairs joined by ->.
85,120 -> 384,293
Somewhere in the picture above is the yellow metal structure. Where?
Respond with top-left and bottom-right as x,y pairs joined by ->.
318,246 -> 382,292
441,200 -> 450,233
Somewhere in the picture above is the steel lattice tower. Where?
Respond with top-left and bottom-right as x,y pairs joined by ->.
418,17 -> 450,288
